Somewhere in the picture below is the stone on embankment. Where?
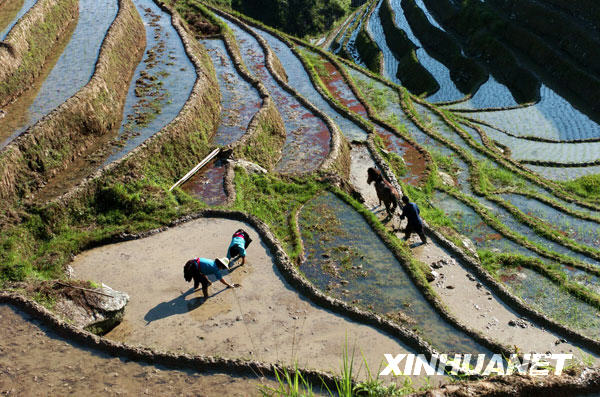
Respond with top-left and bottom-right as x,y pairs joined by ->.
230,159 -> 268,175
54,284 -> 129,335
438,171 -> 455,187
461,237 -> 479,259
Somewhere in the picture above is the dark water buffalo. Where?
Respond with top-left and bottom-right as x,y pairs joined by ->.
367,167 -> 401,216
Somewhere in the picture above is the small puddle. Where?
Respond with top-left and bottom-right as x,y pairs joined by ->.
0,0 -> 36,40
103,0 -> 196,165
218,15 -> 330,173
1,0 -> 119,147
498,267 -> 600,340
299,192 -> 493,356
0,304 -> 272,396
181,158 -> 228,206
200,39 -> 261,146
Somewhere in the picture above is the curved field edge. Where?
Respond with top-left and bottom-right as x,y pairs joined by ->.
0,291 -> 338,389
0,0 -> 146,205
0,0 -> 78,107
179,0 -> 287,172
207,6 -> 348,177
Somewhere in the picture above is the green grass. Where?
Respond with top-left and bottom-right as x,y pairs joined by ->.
260,339 -> 432,396
560,174 -> 600,201
231,170 -> 323,260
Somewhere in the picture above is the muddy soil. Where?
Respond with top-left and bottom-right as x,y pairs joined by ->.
70,218 -> 415,379
0,304 -> 274,396
349,144 -> 593,363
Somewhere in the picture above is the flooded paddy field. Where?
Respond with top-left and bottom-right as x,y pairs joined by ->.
299,192 -> 492,356
200,39 -> 261,146
0,0 -> 118,147
103,0 -> 196,164
181,158 -> 228,206
218,15 -> 331,174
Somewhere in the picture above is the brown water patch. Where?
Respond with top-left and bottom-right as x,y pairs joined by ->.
376,127 -> 427,186
0,304 -> 272,396
228,23 -> 330,173
181,158 -> 228,206
321,61 -> 368,118
0,17 -> 77,143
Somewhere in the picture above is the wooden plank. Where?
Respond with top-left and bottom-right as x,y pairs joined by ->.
169,148 -> 221,192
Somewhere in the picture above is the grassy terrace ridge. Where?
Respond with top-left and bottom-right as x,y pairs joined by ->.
0,0 -> 78,107
0,0 -> 145,207
0,0 -> 25,33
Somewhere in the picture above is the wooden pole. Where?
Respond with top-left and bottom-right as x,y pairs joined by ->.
169,148 -> 221,192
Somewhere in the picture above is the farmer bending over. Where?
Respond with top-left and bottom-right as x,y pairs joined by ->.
227,229 -> 252,266
399,196 -> 427,244
184,257 -> 240,299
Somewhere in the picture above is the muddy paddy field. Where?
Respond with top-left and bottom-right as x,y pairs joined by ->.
2,0 -> 600,395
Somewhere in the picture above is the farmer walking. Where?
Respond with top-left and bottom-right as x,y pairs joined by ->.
227,229 -> 252,266
183,257 -> 240,299
399,196 -> 427,244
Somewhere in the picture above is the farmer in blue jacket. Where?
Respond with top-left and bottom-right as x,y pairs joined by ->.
399,195 -> 427,244
227,229 -> 252,266
183,257 -> 240,299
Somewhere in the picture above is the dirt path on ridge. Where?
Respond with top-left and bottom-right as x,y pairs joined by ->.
349,144 -> 592,362
70,217 -> 418,379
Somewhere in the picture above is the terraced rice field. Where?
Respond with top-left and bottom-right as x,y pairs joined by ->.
2,0 -> 600,394
0,0 -> 118,146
